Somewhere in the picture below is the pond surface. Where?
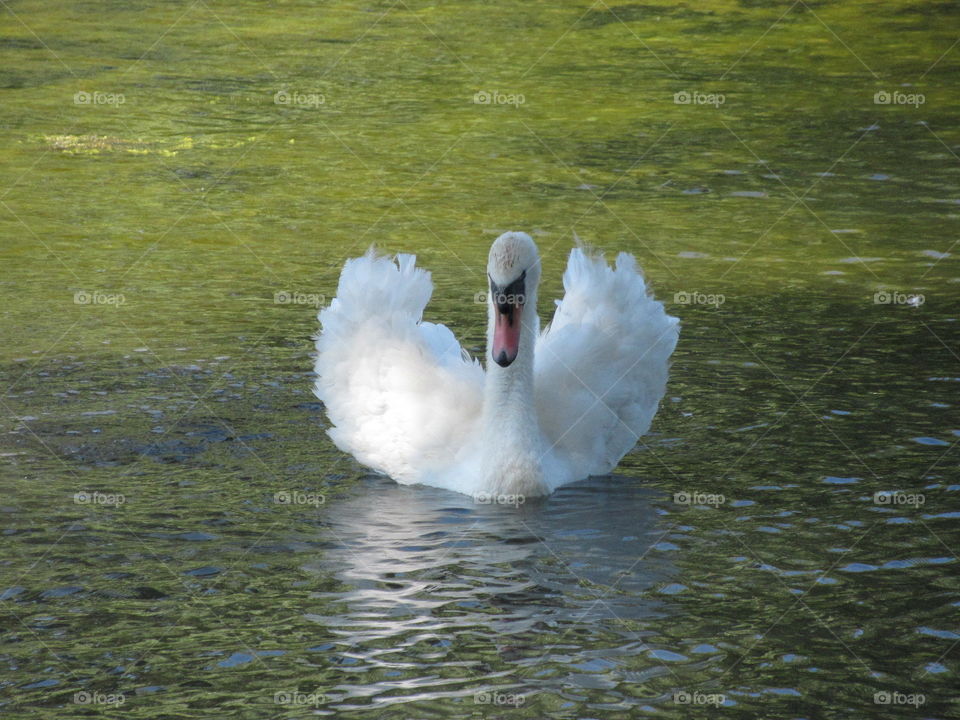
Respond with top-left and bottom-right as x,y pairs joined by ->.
2,0 -> 959,717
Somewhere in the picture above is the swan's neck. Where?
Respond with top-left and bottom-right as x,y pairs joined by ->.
480,300 -> 546,495
483,342 -> 536,425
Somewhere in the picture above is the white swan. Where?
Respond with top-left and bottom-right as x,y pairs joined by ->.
313,232 -> 679,498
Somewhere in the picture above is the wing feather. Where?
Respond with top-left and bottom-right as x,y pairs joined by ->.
314,250 -> 484,483
534,248 -> 679,480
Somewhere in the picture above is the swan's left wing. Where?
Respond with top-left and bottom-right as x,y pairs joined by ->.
314,250 -> 484,483
535,248 -> 679,481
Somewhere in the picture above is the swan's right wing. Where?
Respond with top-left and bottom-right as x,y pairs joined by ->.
535,248 -> 679,481
314,250 -> 484,483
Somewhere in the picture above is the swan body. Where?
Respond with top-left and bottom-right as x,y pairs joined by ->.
313,232 -> 679,498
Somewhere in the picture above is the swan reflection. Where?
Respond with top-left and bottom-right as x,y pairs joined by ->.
307,476 -> 675,645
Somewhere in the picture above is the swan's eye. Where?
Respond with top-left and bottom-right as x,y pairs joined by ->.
504,270 -> 526,300
489,270 -> 526,311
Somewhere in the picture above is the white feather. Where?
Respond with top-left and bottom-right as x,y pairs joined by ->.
535,249 -> 679,481
313,249 -> 484,484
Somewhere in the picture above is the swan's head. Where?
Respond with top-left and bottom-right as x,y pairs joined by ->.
487,231 -> 540,368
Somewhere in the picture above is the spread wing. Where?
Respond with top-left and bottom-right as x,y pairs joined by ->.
534,248 -> 679,480
314,250 -> 484,483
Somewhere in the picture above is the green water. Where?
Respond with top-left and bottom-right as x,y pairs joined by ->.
2,0 -> 959,717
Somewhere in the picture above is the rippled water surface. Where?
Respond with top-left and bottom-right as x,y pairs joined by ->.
2,0 -> 959,717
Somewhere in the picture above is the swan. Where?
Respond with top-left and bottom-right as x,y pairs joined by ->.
313,232 -> 679,498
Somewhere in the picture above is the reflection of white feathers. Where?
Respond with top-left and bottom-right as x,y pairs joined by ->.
314,233 -> 679,497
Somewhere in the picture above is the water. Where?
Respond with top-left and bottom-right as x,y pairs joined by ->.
2,0 -> 959,717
